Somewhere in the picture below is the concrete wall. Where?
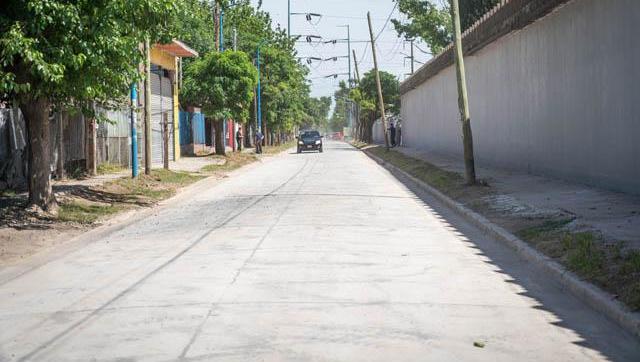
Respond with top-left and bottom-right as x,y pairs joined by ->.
400,0 -> 640,194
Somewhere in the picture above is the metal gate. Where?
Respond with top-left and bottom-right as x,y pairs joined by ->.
150,67 -> 174,164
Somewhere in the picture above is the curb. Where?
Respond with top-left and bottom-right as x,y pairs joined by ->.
362,148 -> 640,339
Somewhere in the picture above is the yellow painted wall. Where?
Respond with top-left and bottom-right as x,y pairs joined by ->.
150,48 -> 176,70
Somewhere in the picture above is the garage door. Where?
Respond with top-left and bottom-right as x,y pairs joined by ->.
150,67 -> 174,164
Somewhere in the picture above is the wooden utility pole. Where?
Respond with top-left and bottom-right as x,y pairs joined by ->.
367,12 -> 390,150
352,49 -> 360,83
144,38 -> 152,175
410,39 -> 415,74
85,102 -> 97,176
450,0 -> 477,184
163,112 -> 169,170
214,3 -> 220,49
56,112 -> 65,180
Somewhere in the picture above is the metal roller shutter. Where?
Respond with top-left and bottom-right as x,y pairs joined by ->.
150,69 -> 175,164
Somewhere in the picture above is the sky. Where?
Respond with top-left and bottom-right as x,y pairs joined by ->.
250,0 -> 432,98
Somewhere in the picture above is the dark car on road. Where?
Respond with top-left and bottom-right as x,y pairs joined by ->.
297,130 -> 323,153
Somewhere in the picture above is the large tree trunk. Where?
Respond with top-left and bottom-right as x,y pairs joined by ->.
21,96 -> 57,212
213,119 -> 226,156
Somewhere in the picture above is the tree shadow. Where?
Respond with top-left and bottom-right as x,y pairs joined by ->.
388,166 -> 640,361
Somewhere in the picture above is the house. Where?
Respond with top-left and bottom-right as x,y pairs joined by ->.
146,40 -> 198,164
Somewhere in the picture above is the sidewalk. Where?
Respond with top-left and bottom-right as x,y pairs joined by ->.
393,146 -> 640,249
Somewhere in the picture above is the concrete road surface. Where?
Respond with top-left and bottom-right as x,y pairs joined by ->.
1,141 -> 639,361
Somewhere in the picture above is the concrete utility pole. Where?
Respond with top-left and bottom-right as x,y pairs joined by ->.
144,38 -> 152,175
367,12 -> 390,150
233,28 -> 238,51
450,0 -> 477,184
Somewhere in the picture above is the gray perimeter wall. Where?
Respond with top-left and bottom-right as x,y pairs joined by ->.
400,0 -> 640,194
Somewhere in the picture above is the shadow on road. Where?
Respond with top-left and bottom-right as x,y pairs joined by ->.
383,162 -> 640,361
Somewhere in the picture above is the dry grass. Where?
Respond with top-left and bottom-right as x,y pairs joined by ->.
201,153 -> 257,173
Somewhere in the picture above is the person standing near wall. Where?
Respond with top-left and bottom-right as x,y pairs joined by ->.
397,120 -> 402,147
236,127 -> 243,152
255,130 -> 263,154
389,121 -> 397,147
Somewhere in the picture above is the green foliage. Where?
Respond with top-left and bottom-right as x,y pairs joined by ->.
304,96 -> 332,130
182,51 -> 257,123
358,70 -> 401,116
174,0 -> 216,55
330,81 -> 352,132
177,0 -> 312,133
391,0 -> 498,54
0,0 -> 179,107
391,0 -> 452,54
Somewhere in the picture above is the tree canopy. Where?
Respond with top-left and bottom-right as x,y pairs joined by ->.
1,0 -> 178,108
182,50 -> 257,123
0,0 -> 180,210
392,0 -> 498,54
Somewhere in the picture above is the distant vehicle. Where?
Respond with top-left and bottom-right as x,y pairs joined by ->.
297,130 -> 323,153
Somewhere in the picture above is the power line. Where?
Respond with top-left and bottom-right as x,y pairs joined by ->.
375,2 -> 398,42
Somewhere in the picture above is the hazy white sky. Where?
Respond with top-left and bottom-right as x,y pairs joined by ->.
250,0 -> 432,97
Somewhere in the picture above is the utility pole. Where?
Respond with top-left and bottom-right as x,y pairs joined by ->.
163,113 -> 169,170
220,7 -> 224,51
233,27 -> 238,51
214,2 -> 220,50
56,112 -> 64,180
130,83 -> 138,178
352,49 -> 361,141
256,39 -> 268,152
288,0 -> 291,37
144,38 -> 152,175
352,49 -> 360,83
410,39 -> 415,74
367,12 -> 390,150
450,0 -> 476,184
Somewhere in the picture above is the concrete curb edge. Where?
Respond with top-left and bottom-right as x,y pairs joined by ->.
362,148 -> 640,338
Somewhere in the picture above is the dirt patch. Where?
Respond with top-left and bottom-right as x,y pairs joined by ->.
0,169 -> 204,266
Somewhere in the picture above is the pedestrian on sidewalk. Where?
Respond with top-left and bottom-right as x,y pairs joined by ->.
236,127 -> 243,152
255,130 -> 264,154
397,120 -> 402,147
389,121 -> 397,147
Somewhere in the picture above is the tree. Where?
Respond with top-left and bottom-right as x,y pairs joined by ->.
187,0 -> 311,144
0,0 -> 178,211
181,51 -> 257,155
304,96 -> 331,131
392,0 -> 498,53
330,81 -> 351,132
350,70 -> 400,143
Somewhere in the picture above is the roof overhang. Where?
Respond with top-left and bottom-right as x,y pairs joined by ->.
155,40 -> 199,58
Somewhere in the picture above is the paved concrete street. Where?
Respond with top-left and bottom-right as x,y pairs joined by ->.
0,141 -> 639,361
